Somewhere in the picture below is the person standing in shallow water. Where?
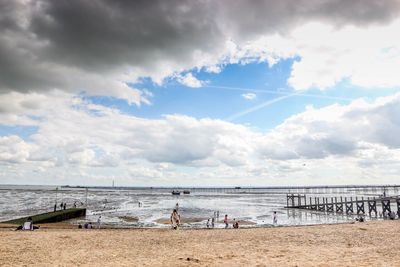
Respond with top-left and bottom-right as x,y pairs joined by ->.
273,211 -> 278,225
170,209 -> 180,230
224,214 -> 229,228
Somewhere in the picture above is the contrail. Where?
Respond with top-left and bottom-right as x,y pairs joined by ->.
226,94 -> 297,121
210,85 -> 355,121
206,85 -> 354,101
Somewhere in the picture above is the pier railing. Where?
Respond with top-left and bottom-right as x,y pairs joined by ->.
286,193 -> 400,216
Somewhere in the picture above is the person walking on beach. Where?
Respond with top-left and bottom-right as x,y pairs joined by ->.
63,203 -> 66,210
170,209 -> 180,230
224,214 -> 229,228
206,219 -> 210,228
273,211 -> 278,225
211,217 -> 215,228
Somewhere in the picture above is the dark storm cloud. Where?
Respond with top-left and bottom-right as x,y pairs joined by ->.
1,0 -> 400,99
30,0 -> 221,72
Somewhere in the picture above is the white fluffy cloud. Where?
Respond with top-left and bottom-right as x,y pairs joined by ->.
287,21 -> 400,90
177,73 -> 205,88
257,94 -> 400,160
242,93 -> 257,100
0,135 -> 32,163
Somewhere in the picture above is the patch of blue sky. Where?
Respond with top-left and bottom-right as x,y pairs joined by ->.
86,60 -> 294,123
84,60 -> 400,131
0,125 -> 38,140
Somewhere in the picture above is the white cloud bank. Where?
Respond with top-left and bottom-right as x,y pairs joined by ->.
1,92 -> 400,185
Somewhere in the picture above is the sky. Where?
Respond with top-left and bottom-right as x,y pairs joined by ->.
1,0 -> 400,186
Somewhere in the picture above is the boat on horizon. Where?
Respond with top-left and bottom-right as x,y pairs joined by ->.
171,190 -> 181,195
183,190 -> 190,195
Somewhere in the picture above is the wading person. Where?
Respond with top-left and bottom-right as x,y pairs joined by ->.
170,209 -> 180,230
97,215 -> 102,229
273,211 -> 278,225
224,214 -> 229,229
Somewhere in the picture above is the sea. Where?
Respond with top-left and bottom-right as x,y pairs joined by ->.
0,185 -> 390,228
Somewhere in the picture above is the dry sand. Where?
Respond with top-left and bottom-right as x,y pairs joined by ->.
1,220 -> 399,266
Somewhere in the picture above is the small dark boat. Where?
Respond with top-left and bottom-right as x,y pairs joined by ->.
183,190 -> 190,195
172,190 -> 181,195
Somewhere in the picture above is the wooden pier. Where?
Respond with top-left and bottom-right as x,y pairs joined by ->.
63,184 -> 400,195
286,194 -> 400,216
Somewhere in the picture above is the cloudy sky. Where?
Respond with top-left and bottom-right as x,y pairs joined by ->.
1,0 -> 400,186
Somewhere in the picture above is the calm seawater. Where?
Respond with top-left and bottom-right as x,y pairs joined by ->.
0,185 -> 384,228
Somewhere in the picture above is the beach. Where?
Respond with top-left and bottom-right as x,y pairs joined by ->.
1,220 -> 399,266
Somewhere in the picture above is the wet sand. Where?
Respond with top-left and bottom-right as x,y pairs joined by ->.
1,220 -> 399,266
155,217 -> 257,225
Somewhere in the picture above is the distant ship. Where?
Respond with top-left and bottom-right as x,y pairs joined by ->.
171,190 -> 181,195
183,190 -> 190,195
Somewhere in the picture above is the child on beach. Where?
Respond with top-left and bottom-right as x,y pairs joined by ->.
233,219 -> 239,229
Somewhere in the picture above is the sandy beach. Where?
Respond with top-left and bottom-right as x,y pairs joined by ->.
1,220 -> 399,266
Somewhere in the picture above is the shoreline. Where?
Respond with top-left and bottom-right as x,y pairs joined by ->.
0,218 -> 359,230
